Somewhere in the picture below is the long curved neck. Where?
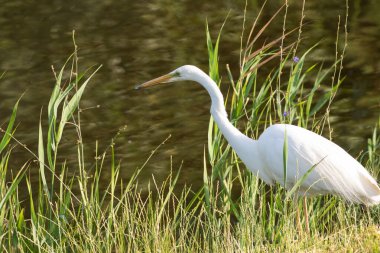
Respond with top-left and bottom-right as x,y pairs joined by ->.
190,70 -> 255,156
190,70 -> 226,116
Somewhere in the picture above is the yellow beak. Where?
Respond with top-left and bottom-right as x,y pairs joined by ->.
135,73 -> 174,90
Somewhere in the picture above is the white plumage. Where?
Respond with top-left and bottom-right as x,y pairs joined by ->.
255,124 -> 380,205
136,65 -> 380,206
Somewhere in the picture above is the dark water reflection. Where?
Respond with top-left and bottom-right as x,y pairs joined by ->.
0,1 -> 379,191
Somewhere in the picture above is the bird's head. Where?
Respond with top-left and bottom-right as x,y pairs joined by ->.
135,65 -> 200,89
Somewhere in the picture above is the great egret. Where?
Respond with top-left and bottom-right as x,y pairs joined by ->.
136,65 -> 380,230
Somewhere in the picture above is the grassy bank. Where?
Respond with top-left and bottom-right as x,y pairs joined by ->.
1,8 -> 380,253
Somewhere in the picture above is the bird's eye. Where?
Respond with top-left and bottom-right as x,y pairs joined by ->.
173,71 -> 180,77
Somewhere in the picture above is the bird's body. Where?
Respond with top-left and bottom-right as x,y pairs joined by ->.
251,124 -> 380,205
136,65 -> 380,206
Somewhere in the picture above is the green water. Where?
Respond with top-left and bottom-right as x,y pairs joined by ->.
0,1 -> 379,190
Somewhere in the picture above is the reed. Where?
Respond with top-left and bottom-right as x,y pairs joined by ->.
0,6 -> 379,252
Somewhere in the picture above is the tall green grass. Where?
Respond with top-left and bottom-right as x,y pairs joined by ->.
1,8 -> 380,253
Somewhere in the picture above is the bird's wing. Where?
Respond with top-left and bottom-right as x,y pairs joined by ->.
257,124 -> 380,205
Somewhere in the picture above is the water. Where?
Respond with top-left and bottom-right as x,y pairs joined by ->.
0,1 -> 379,191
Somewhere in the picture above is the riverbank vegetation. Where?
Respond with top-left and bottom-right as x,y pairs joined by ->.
1,5 -> 380,252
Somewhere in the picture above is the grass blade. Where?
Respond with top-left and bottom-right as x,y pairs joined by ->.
0,99 -> 20,154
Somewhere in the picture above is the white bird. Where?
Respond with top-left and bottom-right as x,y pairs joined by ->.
136,65 -> 380,229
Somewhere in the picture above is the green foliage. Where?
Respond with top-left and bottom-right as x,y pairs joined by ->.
0,99 -> 19,153
0,10 -> 379,253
